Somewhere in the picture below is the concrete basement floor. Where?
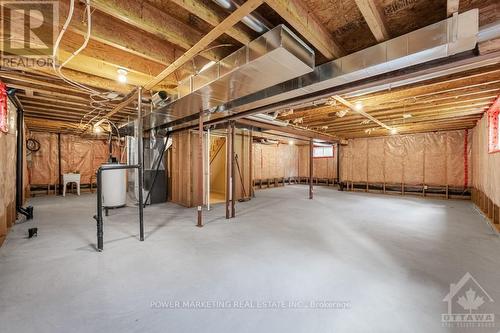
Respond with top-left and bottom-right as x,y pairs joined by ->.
1,186 -> 499,333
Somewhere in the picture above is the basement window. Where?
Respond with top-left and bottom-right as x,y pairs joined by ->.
488,98 -> 500,153
313,146 -> 334,158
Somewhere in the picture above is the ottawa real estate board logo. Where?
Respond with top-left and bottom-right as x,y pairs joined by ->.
1,1 -> 58,68
442,272 -> 496,329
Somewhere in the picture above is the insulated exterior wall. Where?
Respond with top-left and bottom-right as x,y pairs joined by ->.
298,144 -> 338,179
28,132 -> 123,186
340,130 -> 470,187
472,116 -> 500,205
0,99 -> 17,245
367,138 -> 384,182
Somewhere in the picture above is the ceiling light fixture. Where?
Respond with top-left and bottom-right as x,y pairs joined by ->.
93,125 -> 102,134
288,140 -> 294,145
389,128 -> 398,135
117,68 -> 128,84
354,101 -> 363,111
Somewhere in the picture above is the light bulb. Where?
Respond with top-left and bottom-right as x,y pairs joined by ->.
117,68 -> 128,84
354,101 -> 363,111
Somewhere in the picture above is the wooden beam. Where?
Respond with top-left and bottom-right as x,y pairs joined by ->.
157,0 -> 253,45
57,1 -> 194,81
447,0 -> 460,17
280,68 -> 500,121
90,0 -> 225,62
325,110 -> 485,131
302,94 -> 497,125
144,0 -> 264,90
265,0 -> 344,59
355,0 -> 389,42
59,31 -> 177,87
1,67 -> 132,94
332,96 -> 394,131
237,118 -> 336,142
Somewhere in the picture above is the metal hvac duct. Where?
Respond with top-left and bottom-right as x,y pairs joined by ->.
143,24 -> 315,131
221,9 -> 481,116
146,9 -> 488,133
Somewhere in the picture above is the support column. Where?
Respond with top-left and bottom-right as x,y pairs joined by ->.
197,110 -> 204,227
309,139 -> 313,199
231,121 -> 236,218
206,128 -> 211,211
16,104 -> 24,208
137,87 -> 144,241
58,133 -> 62,195
225,121 -> 231,219
336,143 -> 340,184
249,127 -> 254,198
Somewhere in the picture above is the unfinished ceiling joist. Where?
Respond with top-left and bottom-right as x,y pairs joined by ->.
265,0 -> 344,59
447,0 -> 460,17
164,0 -> 253,45
59,1 -> 196,83
354,0 -> 390,42
89,0 -> 224,62
144,0 -> 264,90
237,118 -> 337,142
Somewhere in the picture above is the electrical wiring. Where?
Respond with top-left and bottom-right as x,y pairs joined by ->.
51,0 -> 126,135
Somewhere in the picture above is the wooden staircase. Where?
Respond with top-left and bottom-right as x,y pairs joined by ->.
210,137 -> 225,164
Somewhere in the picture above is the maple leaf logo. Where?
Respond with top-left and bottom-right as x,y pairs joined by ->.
457,288 -> 485,313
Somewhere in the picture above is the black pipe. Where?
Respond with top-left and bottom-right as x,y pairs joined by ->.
96,170 -> 103,251
94,164 -> 143,252
143,131 -> 170,207
108,132 -> 113,160
10,93 -> 33,219
137,87 -> 144,242
15,100 -> 23,209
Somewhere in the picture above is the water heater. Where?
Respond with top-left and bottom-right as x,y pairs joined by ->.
101,163 -> 127,208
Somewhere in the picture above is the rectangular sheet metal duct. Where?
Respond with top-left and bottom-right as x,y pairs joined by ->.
222,9 -> 480,115
143,25 -> 315,131
145,9 -> 482,132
